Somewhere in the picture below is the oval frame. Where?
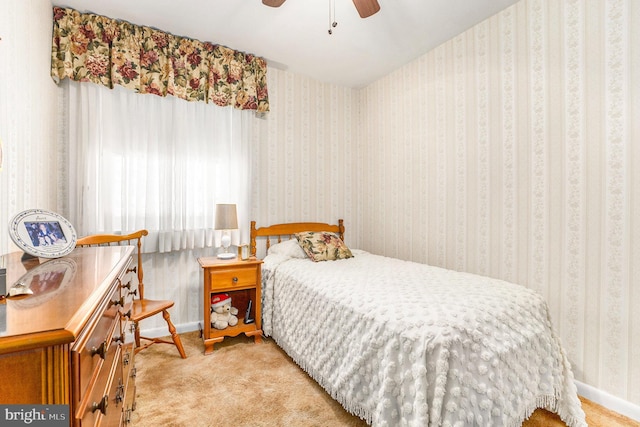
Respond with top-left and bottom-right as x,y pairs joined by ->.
9,209 -> 77,259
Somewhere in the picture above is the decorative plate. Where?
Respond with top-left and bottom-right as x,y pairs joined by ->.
8,209 -> 77,259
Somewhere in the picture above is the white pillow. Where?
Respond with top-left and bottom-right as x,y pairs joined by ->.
267,239 -> 308,259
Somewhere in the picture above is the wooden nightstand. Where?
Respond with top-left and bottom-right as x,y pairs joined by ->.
197,256 -> 263,354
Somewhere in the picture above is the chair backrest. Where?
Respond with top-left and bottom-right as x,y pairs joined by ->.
76,230 -> 149,300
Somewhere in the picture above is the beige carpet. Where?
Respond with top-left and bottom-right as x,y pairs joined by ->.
132,331 -> 639,427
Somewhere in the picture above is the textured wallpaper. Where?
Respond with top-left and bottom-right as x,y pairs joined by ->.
253,0 -> 639,408
251,69 -> 358,238
0,0 -> 60,253
357,0 -> 639,406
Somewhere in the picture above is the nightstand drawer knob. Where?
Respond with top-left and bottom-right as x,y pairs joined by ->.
232,277 -> 238,283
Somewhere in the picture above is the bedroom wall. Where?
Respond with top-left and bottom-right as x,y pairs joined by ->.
357,0 -> 639,409
250,67 -> 358,247
0,0 -> 60,254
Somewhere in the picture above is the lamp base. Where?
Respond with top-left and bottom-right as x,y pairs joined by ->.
217,252 -> 236,260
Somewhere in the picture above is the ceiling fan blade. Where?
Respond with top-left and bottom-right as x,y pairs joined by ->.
352,0 -> 380,18
262,0 -> 286,7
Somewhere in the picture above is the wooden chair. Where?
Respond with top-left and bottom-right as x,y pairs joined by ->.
76,230 -> 187,358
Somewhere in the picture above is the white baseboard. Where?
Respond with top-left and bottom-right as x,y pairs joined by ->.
575,380 -> 640,422
139,321 -> 201,340
139,323 -> 640,422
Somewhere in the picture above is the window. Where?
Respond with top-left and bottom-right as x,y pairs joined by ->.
59,80 -> 252,252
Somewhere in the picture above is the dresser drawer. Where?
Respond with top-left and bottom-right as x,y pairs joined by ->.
120,342 -> 136,426
209,266 -> 257,289
78,346 -> 123,427
122,382 -> 136,426
73,289 -> 122,401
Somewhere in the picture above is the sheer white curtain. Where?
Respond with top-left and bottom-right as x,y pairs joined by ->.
59,80 -> 253,253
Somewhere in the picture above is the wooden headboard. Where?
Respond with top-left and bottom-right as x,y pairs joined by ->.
250,219 -> 345,258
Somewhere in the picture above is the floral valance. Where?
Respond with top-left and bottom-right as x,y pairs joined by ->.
51,7 -> 269,112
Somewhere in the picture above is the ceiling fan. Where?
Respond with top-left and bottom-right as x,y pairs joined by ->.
262,0 -> 380,19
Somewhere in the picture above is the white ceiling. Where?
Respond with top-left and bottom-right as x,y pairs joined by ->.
52,0 -> 520,88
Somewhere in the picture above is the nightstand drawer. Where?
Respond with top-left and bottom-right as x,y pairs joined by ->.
209,267 -> 257,289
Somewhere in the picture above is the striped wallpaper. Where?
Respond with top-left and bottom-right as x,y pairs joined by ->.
0,0 -> 60,253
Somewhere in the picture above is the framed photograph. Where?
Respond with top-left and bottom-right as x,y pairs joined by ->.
238,244 -> 250,260
8,209 -> 77,259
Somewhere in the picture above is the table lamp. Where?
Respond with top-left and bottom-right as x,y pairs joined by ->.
215,204 -> 238,259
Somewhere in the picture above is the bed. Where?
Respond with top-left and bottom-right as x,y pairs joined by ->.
250,220 -> 587,427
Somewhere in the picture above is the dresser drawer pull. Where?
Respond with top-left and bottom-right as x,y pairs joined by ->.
232,277 -> 238,283
91,341 -> 108,359
127,266 -> 137,275
109,296 -> 124,307
122,309 -> 132,319
91,395 -> 108,415
121,279 -> 132,290
116,379 -> 124,403
128,289 -> 138,297
114,335 -> 123,344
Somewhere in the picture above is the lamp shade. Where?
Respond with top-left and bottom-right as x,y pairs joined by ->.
214,204 -> 238,230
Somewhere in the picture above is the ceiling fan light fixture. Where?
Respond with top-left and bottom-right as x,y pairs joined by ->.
352,0 -> 380,18
261,0 -> 380,19
262,0 -> 286,7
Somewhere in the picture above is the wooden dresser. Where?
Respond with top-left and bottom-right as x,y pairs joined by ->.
0,246 -> 137,426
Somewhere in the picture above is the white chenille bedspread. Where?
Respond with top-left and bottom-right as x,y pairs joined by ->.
262,250 -> 587,427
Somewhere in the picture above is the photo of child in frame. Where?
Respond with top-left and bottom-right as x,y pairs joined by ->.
25,221 -> 68,247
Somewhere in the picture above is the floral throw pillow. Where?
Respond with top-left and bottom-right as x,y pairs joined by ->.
294,231 -> 353,262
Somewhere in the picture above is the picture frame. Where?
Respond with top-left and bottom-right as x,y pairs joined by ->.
8,209 -> 77,259
238,244 -> 250,260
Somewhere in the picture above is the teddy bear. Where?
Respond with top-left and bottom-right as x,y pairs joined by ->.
210,293 -> 239,330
